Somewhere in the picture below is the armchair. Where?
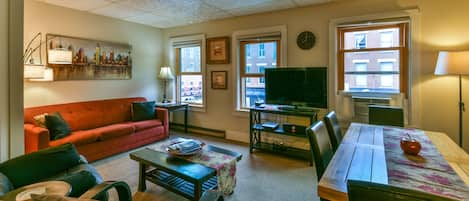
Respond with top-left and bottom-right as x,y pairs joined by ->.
0,143 -> 102,198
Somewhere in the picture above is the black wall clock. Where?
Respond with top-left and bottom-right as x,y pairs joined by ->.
297,31 -> 315,50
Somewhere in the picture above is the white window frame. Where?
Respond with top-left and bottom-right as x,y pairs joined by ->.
169,34 -> 206,111
232,25 -> 287,113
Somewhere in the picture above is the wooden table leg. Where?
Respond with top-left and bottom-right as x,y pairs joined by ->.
184,105 -> 188,133
138,163 -> 147,192
194,181 -> 202,201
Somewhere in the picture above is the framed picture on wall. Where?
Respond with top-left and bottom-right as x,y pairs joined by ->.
206,36 -> 230,64
211,71 -> 227,89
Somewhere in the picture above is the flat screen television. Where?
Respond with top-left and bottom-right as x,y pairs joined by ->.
265,67 -> 327,109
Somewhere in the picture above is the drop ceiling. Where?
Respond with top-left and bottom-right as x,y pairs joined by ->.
35,0 -> 334,28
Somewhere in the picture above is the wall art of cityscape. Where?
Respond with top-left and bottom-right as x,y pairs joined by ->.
46,34 -> 132,81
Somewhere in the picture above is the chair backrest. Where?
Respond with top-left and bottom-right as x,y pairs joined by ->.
347,180 -> 457,201
368,105 -> 404,127
323,111 -> 342,151
307,121 -> 334,180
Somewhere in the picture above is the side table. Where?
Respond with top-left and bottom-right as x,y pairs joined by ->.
3,181 -> 71,201
155,102 -> 189,133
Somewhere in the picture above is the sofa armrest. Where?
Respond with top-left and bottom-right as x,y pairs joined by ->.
24,123 -> 50,154
155,108 -> 169,135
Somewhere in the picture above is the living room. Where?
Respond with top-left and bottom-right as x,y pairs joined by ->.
1,0 -> 469,200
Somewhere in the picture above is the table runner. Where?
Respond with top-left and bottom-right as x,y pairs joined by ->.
150,139 -> 237,195
383,127 -> 469,200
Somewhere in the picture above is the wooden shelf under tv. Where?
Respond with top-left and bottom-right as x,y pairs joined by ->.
249,105 -> 318,166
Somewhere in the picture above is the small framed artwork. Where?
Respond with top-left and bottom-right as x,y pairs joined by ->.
206,36 -> 230,64
211,71 -> 227,89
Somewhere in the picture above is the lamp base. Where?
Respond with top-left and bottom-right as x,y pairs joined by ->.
161,99 -> 171,103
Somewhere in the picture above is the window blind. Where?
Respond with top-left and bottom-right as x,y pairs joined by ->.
238,31 -> 281,42
172,40 -> 201,48
337,17 -> 410,28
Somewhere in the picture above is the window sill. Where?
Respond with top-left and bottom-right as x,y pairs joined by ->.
340,91 -> 402,99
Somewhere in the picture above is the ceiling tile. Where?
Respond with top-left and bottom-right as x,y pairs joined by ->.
202,0 -> 272,10
90,2 -> 145,19
41,0 -> 112,11
124,13 -> 170,25
228,0 -> 296,16
36,0 -> 336,28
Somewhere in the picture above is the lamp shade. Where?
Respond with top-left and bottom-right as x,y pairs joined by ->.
435,51 -> 469,75
158,66 -> 174,80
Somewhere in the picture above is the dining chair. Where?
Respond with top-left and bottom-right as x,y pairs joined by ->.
307,121 -> 334,180
368,105 -> 404,127
347,180 -> 457,201
323,111 -> 342,152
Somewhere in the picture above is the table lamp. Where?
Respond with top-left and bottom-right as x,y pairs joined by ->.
158,66 -> 174,103
434,51 -> 469,147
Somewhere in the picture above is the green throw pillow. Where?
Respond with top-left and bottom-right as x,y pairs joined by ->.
45,112 -> 71,140
131,101 -> 156,121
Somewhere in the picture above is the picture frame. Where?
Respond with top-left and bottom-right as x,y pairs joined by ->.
206,36 -> 230,64
211,71 -> 227,89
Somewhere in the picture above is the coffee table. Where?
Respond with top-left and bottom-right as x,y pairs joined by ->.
130,145 -> 241,201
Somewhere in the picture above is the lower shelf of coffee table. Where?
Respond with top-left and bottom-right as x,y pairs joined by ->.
146,168 -> 218,200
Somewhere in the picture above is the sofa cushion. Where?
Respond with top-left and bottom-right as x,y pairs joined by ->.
92,124 -> 134,140
24,97 -> 147,131
50,131 -> 100,147
46,112 -> 71,140
0,143 -> 82,188
126,120 -> 163,132
131,101 -> 155,121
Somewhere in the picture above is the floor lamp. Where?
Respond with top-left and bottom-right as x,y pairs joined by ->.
434,51 -> 469,147
158,66 -> 174,103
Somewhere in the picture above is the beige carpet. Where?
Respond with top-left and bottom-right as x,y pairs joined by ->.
92,131 -> 319,201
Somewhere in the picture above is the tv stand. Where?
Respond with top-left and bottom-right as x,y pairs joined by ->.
277,105 -> 317,112
249,106 -> 318,166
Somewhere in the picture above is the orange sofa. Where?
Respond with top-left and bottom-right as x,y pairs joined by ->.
24,97 -> 169,162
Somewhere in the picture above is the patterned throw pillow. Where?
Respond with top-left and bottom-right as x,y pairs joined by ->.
33,113 -> 48,128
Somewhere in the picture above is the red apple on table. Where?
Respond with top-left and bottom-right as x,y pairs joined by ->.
400,134 -> 422,155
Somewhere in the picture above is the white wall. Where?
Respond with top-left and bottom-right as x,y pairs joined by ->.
24,0 -> 164,107
0,0 -> 9,161
162,0 -> 469,151
162,0 -> 418,142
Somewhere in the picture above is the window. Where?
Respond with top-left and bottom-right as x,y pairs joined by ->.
240,40 -> 280,108
258,43 -> 265,57
246,64 -> 252,72
380,62 -> 394,87
355,33 -> 367,49
338,22 -> 408,94
354,63 -> 367,87
246,45 -> 251,57
380,30 -> 394,47
173,37 -> 205,107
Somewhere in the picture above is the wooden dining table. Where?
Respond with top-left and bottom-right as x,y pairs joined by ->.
318,123 -> 469,201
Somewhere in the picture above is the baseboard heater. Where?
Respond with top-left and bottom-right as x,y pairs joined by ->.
170,123 -> 225,138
